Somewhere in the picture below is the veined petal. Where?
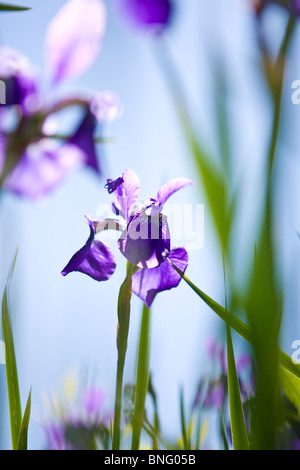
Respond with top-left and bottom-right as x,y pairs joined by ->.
132,247 -> 188,307
156,177 -> 195,207
118,210 -> 171,269
114,168 -> 140,221
3,139 -> 85,200
61,219 -> 116,282
45,0 -> 107,83
68,111 -> 100,174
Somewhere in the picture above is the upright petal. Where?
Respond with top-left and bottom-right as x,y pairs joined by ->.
118,210 -> 170,269
132,247 -> 188,307
156,177 -> 195,207
3,139 -> 85,200
45,0 -> 107,83
68,110 -> 100,174
114,168 -> 140,221
61,218 -> 116,282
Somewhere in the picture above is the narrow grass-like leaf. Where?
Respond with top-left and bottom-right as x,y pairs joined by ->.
142,418 -> 176,451
148,374 -> 161,450
7,246 -> 19,285
131,304 -> 151,450
171,263 -> 300,382
0,3 -> 30,10
179,387 -> 190,450
280,367 -> 300,417
190,137 -> 233,253
2,251 -> 22,450
219,409 -> 229,451
17,389 -> 31,450
155,40 -> 234,255
226,326 -> 249,450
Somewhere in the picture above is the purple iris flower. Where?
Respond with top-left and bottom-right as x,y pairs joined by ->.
62,168 -> 194,307
0,0 -> 121,200
112,0 -> 173,31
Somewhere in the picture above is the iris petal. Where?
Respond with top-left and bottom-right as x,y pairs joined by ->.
118,210 -> 170,268
114,168 -> 140,222
156,177 -> 195,207
45,0 -> 107,83
132,247 -> 188,307
3,140 -> 84,200
68,111 -> 100,174
61,221 -> 116,282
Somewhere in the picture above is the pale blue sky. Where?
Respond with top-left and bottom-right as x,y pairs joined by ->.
0,0 -> 300,449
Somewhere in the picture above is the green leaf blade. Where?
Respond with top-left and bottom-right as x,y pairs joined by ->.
226,326 -> 249,450
2,285 -> 22,450
0,3 -> 30,11
17,389 -> 32,450
171,264 -> 300,383
179,387 -> 190,450
131,304 -> 151,450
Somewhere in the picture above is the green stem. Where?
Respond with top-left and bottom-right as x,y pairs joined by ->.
131,304 -> 151,450
112,262 -> 135,450
247,15 -> 296,449
266,16 -> 296,179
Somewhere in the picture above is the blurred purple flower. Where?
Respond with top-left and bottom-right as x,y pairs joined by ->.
112,0 -> 173,32
44,384 -> 111,450
204,380 -> 226,409
62,168 -> 194,307
194,339 -> 254,412
0,0 -> 121,200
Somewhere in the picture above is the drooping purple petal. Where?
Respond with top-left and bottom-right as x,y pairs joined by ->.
61,218 -> 116,282
45,0 -> 107,84
132,247 -> 188,307
156,177 -> 195,207
114,168 -> 140,222
68,110 -> 100,174
112,0 -> 173,30
3,140 -> 85,200
118,210 -> 171,269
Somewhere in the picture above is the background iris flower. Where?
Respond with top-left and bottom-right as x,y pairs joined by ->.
112,0 -> 173,32
0,0 -> 121,200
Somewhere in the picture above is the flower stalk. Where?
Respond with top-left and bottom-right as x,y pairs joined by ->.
131,303 -> 151,450
112,261 -> 136,450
